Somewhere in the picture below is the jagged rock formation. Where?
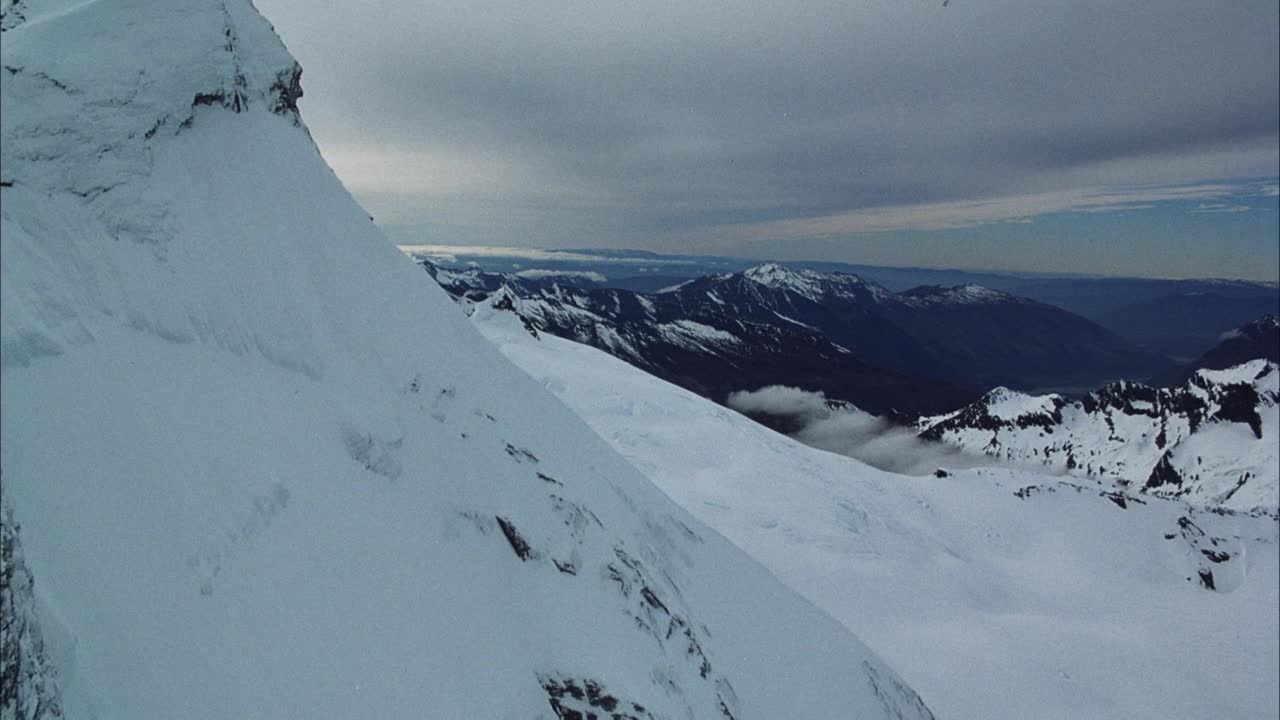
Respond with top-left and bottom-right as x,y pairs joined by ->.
918,360 -> 1280,511
1,505 -> 63,719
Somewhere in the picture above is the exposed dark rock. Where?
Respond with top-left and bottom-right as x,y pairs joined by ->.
1197,569 -> 1216,591
1101,491 -> 1128,509
1,506 -> 64,719
1144,451 -> 1182,492
1210,383 -> 1264,439
862,661 -> 938,720
540,674 -> 655,720
505,443 -> 539,464
268,63 -> 303,117
495,515 -> 533,561
1200,549 -> 1231,564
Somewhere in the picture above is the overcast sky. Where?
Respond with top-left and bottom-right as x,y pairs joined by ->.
255,0 -> 1279,280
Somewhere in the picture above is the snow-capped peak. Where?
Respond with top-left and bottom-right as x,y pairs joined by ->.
1195,357 -> 1277,389
893,283 -> 1018,307
1,0 -> 302,244
740,263 -> 890,302
742,263 -> 825,292
980,386 -> 1065,421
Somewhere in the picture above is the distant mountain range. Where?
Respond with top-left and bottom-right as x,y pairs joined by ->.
425,261 -> 1169,414
917,359 -> 1279,512
405,245 -> 1280,364
428,263 -> 975,415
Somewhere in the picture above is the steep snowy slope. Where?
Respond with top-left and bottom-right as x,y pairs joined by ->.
0,3 -> 935,718
917,362 -> 1280,512
474,300 -> 1280,720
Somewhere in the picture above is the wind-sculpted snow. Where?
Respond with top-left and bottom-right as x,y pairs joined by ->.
0,2 -> 934,718
917,360 -> 1280,511
474,300 -> 1280,720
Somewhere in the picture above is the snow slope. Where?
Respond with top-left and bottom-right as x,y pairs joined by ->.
0,2 -> 934,718
475,300 -> 1280,720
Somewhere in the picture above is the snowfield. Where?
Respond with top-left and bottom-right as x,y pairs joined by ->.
475,299 -> 1280,720
0,2 -> 935,718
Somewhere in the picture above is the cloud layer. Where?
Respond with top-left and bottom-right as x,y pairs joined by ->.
258,0 -> 1279,275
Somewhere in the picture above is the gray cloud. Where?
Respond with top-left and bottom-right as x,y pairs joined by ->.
257,0 -> 1279,264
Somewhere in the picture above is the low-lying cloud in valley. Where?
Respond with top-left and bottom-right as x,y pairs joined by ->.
727,385 -> 997,476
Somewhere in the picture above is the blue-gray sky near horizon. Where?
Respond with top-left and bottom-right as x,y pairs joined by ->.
256,0 -> 1280,280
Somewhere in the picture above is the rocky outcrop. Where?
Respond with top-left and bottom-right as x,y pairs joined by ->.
1,504 -> 63,719
919,361 -> 1280,511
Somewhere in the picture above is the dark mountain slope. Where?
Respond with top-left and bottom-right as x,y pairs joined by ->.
1154,314 -> 1280,386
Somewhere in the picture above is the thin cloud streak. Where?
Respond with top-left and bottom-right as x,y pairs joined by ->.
704,183 -> 1244,241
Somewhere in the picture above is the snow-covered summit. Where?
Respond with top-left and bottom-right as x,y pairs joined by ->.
742,263 -> 828,295
1194,357 -> 1276,388
1,0 -> 302,247
741,262 -> 892,303
892,283 -> 1025,308
0,2 -> 934,718
976,386 -> 1066,423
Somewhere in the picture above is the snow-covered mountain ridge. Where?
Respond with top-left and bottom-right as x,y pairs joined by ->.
470,297 -> 1280,720
0,2 -> 934,718
426,259 -> 1164,403
918,360 -> 1280,511
428,264 -> 976,415
736,262 -> 893,304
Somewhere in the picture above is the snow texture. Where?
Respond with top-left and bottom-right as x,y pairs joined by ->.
476,300 -> 1280,720
0,2 -> 933,718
